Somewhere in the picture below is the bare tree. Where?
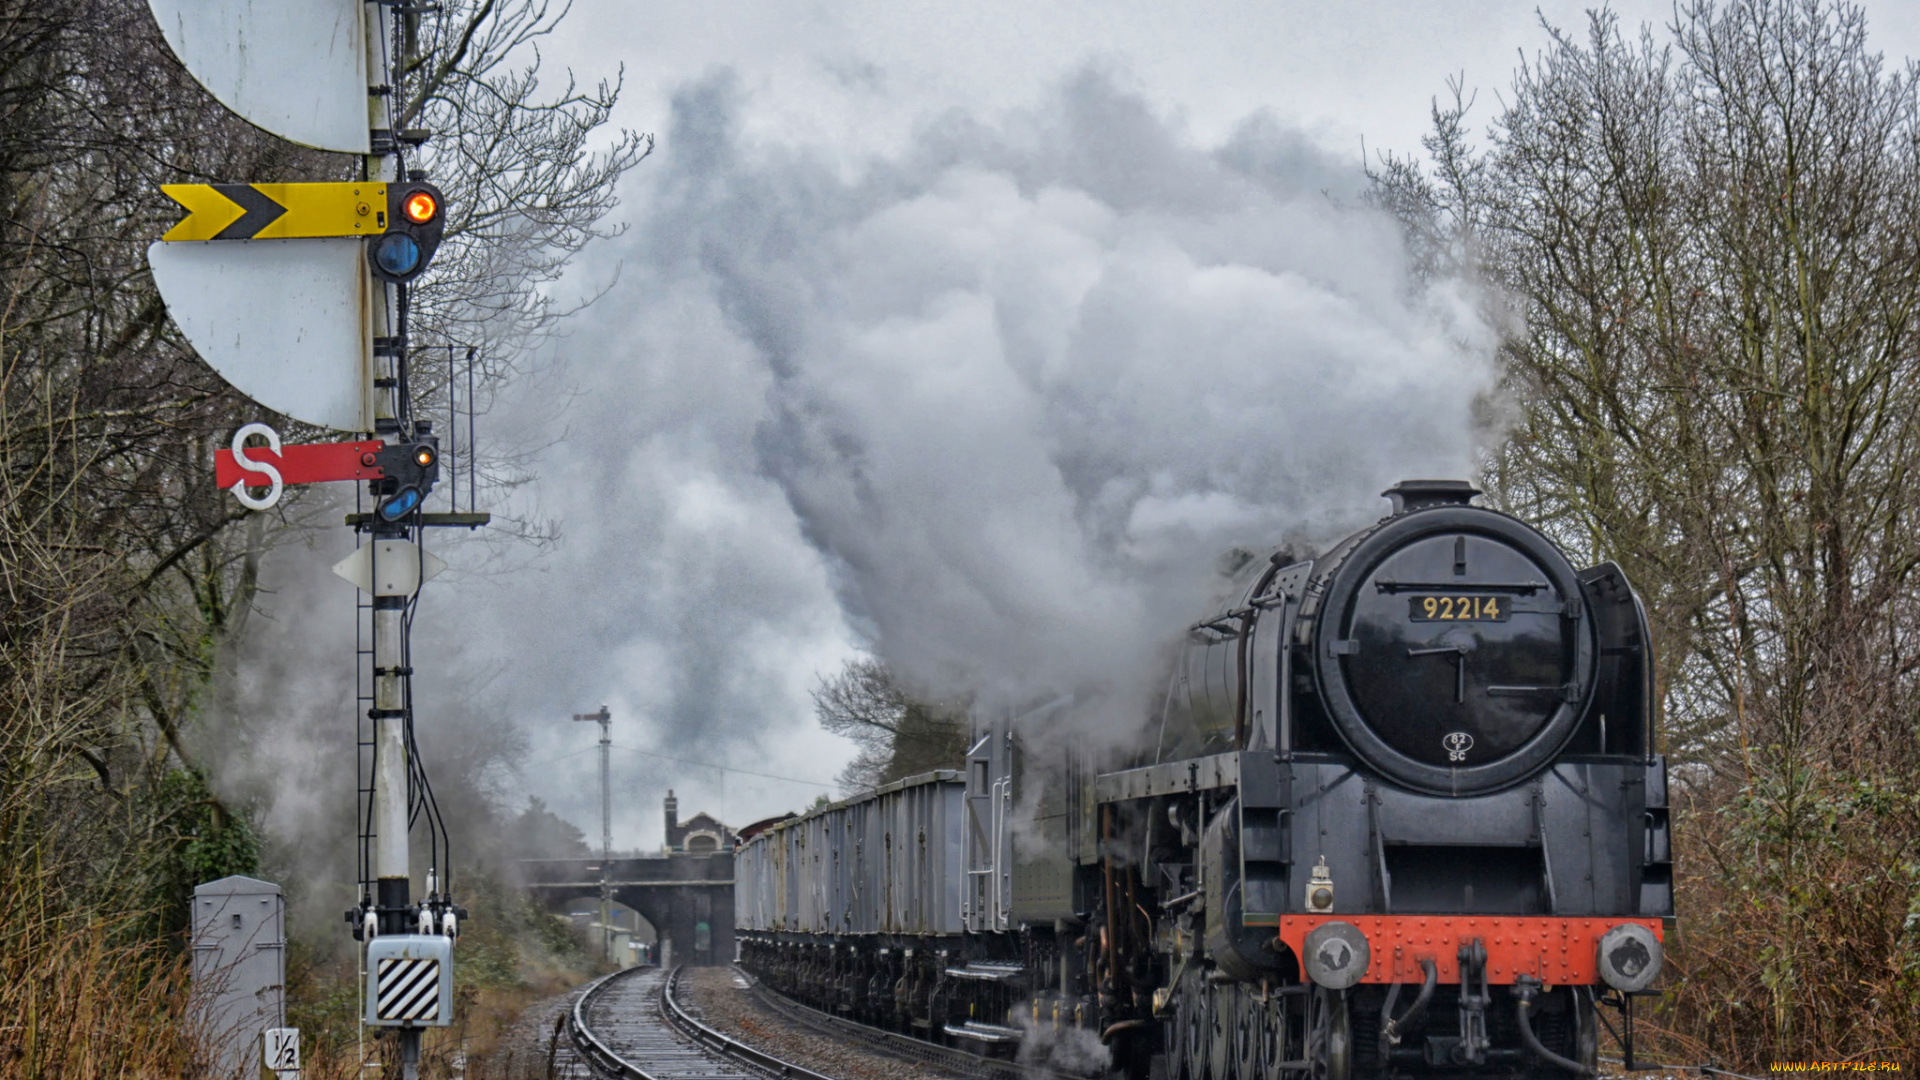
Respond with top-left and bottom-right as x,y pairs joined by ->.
1372,0 -> 1920,1059
813,657 -> 971,793
0,0 -> 642,978
402,0 -> 650,364
386,0 -> 652,541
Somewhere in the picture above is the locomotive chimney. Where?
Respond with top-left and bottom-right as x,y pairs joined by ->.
1383,479 -> 1481,515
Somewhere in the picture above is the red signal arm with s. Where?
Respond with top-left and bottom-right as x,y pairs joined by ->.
215,439 -> 385,487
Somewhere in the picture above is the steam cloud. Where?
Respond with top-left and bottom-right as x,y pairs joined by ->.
438,63 -> 1498,833
215,64 -> 1500,870
567,68 -> 1498,714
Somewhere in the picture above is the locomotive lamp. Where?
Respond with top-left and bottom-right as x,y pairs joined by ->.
1305,857 -> 1335,913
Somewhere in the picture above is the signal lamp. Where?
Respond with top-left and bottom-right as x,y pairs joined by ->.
372,437 -> 440,521
378,486 -> 423,521
1304,856 -> 1336,913
370,180 -> 446,283
403,191 -> 438,224
373,233 -> 421,278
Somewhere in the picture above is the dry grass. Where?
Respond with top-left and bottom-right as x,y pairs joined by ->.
282,971 -> 589,1080
283,883 -> 601,1080
0,889 -> 202,1078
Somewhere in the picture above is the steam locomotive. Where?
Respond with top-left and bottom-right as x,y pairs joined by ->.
736,480 -> 1673,1079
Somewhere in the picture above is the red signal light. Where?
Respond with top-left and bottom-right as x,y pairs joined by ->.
372,181 -> 446,284
403,191 -> 438,224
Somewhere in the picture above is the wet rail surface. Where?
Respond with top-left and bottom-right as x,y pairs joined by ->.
569,965 -> 838,1080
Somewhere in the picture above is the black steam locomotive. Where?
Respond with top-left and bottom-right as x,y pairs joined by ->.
737,480 -> 1673,1079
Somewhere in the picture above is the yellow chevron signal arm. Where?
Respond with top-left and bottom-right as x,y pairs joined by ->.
160,182 -> 388,241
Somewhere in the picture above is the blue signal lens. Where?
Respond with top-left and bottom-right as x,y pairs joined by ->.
374,233 -> 422,277
378,487 -> 422,521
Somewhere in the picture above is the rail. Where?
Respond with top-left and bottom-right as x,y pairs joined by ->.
567,967 -> 647,1079
660,967 -> 838,1080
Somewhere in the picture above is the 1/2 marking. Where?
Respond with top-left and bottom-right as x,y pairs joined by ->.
263,1027 -> 299,1074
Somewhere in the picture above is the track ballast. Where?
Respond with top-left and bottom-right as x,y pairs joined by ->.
569,965 -> 836,1080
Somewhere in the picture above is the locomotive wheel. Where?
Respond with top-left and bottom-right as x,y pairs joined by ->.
1208,984 -> 1234,1080
1167,991 -> 1190,1080
1184,975 -> 1211,1080
1232,988 -> 1261,1080
1175,968 -> 1205,1076
1257,990 -> 1289,1080
1307,988 -> 1350,1080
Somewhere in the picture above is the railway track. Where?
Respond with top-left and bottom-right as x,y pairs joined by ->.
568,965 -> 837,1080
735,968 -> 1062,1080
571,965 -> 1753,1080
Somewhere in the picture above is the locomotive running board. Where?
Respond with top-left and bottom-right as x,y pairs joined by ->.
1096,752 -> 1292,928
1095,751 -> 1290,806
1095,752 -> 1244,802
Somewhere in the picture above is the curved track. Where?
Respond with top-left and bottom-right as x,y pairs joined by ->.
569,965 -> 837,1080
736,967 -> 1063,1080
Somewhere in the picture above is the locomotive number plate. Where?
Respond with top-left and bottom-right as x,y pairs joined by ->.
1410,595 -> 1509,621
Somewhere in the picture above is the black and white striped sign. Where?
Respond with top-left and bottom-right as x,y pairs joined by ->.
375,957 -> 442,1021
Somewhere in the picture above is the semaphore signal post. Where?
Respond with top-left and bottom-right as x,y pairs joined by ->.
144,0 -> 480,1074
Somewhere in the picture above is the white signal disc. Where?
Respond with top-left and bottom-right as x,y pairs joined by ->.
147,0 -> 370,153
149,239 -> 373,432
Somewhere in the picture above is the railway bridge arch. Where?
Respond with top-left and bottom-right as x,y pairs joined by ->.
519,851 -> 733,967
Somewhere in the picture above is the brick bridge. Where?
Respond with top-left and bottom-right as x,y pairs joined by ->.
519,851 -> 733,967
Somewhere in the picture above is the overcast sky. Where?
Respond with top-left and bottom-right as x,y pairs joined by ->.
539,0 -> 1920,166
299,1 -> 1920,858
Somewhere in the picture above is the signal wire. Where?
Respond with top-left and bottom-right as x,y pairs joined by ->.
606,744 -> 835,788
516,744 -> 836,789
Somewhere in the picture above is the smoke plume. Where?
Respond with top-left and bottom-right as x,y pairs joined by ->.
559,66 -> 1499,727
207,64 -> 1500,867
